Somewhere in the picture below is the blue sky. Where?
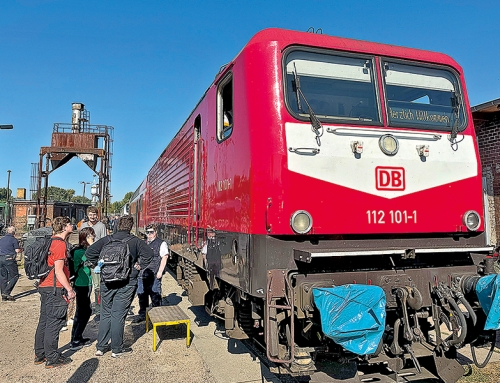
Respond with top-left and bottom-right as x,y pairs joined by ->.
0,0 -> 499,202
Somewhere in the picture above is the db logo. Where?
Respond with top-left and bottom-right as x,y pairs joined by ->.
375,167 -> 405,191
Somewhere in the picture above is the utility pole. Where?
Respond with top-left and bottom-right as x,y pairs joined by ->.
79,181 -> 91,197
6,170 -> 11,225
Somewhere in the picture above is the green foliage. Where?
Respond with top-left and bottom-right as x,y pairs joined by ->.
72,195 -> 92,204
47,186 -> 75,202
109,201 -> 123,215
108,192 -> 133,215
0,188 -> 11,201
123,191 -> 133,202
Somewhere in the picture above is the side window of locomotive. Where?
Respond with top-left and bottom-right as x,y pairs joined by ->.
383,61 -> 465,131
217,74 -> 233,142
284,50 -> 380,124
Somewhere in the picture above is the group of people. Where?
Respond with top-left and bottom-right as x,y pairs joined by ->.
0,206 -> 170,369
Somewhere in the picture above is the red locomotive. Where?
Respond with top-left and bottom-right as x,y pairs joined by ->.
129,28 -> 495,382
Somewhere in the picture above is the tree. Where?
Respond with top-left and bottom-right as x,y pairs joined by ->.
47,186 -> 75,202
108,191 -> 133,215
72,195 -> 92,204
0,188 -> 12,201
123,191 -> 133,202
109,201 -> 122,215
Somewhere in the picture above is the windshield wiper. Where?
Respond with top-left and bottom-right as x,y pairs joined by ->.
292,63 -> 324,146
449,92 -> 464,151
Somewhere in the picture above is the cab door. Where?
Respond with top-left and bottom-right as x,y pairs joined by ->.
191,115 -> 203,247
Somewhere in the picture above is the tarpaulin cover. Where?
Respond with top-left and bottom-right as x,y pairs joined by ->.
476,274 -> 500,330
312,285 -> 386,355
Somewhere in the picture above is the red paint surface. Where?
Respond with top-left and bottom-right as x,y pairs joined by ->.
131,28 -> 483,238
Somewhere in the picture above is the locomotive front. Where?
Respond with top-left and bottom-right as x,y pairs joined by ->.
244,32 -> 497,382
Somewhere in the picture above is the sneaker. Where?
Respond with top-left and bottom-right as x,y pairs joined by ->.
2,294 -> 16,301
45,356 -> 72,369
34,356 -> 46,365
131,315 -> 145,324
125,310 -> 135,321
95,345 -> 110,357
70,338 -> 92,351
111,347 -> 133,358
80,337 -> 91,346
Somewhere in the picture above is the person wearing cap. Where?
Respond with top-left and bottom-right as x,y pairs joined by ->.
132,224 -> 169,323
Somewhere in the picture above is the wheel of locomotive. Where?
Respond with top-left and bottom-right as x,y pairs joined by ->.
237,300 -> 254,337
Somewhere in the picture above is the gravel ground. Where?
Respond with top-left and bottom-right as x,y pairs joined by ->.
0,267 -> 216,383
2,251 -> 500,383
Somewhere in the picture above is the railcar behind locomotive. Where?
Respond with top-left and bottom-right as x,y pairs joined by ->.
129,28 -> 498,382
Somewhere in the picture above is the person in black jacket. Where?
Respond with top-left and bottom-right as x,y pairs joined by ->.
0,226 -> 22,301
131,224 -> 169,323
85,215 -> 153,358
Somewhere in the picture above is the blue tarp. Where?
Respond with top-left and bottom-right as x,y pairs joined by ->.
312,285 -> 386,355
476,274 -> 500,330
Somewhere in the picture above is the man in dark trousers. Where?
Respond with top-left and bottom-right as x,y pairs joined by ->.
0,225 -> 22,301
86,215 -> 153,357
132,223 -> 169,323
34,216 -> 76,368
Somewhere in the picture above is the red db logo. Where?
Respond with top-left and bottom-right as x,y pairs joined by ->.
375,167 -> 405,191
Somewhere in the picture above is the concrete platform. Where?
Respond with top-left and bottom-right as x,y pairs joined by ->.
162,271 -> 281,383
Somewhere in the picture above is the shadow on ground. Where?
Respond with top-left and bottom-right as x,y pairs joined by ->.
66,358 -> 99,383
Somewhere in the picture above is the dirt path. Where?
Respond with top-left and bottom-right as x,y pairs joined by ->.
0,267 -> 215,383
1,257 -> 500,383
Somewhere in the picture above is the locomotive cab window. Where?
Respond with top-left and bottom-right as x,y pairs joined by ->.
284,50 -> 380,124
383,61 -> 465,131
217,73 -> 234,142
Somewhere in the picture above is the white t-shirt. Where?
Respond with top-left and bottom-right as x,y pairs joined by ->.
159,241 -> 169,258
80,221 -> 107,241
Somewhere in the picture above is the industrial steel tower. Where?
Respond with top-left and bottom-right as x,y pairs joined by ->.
34,103 -> 113,227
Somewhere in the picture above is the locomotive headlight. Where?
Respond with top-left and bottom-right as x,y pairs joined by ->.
379,134 -> 399,156
463,210 -> 481,231
291,210 -> 313,234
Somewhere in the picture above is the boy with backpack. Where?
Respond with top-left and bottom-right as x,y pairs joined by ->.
85,215 -> 153,357
33,216 -> 76,368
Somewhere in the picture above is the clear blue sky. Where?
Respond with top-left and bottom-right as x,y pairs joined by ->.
1,0 -> 499,202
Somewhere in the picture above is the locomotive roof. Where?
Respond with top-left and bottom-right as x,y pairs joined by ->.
242,28 -> 462,72
140,28 -> 465,197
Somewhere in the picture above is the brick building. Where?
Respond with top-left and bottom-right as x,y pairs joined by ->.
472,98 -> 500,246
11,199 -> 89,235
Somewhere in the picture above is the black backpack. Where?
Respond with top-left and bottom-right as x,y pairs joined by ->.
68,245 -> 84,282
99,236 -> 134,283
24,236 -> 64,280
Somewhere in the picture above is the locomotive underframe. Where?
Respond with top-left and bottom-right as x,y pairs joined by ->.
163,226 -> 493,382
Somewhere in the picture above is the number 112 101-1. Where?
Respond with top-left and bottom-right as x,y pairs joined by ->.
366,210 -> 417,224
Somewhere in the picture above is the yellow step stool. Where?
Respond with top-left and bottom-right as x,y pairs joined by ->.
146,306 -> 191,351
